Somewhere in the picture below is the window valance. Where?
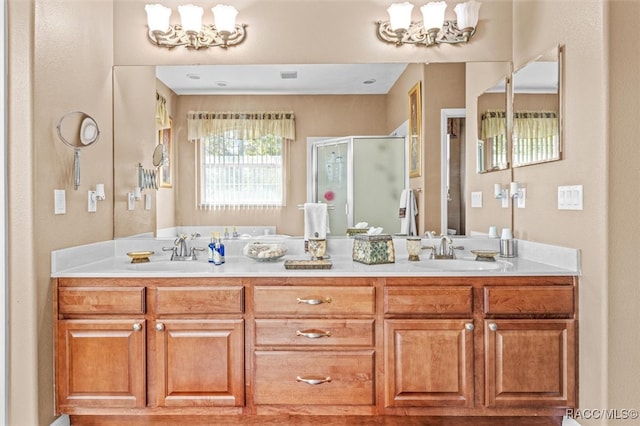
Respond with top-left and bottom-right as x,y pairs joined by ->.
480,110 -> 506,139
513,111 -> 558,139
187,111 -> 296,141
156,92 -> 170,129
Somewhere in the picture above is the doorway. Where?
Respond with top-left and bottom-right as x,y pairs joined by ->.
440,109 -> 466,236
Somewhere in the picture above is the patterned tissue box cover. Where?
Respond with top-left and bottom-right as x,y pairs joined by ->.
352,234 -> 395,264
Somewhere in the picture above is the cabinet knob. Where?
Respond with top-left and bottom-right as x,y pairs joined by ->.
296,329 -> 332,339
488,322 -> 498,332
297,296 -> 332,305
465,323 -> 474,331
132,323 -> 142,332
156,323 -> 165,331
296,375 -> 332,385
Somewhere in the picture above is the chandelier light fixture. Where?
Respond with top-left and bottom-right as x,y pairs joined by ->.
145,3 -> 247,49
377,0 -> 481,47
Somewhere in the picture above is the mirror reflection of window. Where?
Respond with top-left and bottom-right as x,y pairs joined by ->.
479,110 -> 508,172
512,45 -> 562,167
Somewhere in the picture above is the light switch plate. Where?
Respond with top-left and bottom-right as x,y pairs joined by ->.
558,185 -> 583,210
54,189 -> 66,215
471,191 -> 483,208
145,194 -> 151,210
127,193 -> 135,211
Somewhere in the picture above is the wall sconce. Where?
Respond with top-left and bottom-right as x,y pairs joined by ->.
494,183 -> 507,200
377,0 -> 481,47
145,3 -> 247,49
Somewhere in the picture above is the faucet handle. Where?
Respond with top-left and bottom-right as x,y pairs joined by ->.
421,245 -> 436,259
449,244 -> 465,258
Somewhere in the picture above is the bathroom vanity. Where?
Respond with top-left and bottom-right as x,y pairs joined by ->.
52,237 -> 579,425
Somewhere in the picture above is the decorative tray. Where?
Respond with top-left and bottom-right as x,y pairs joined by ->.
284,259 -> 333,270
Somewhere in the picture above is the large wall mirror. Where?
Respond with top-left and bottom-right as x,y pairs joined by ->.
512,45 -> 563,167
476,76 -> 509,173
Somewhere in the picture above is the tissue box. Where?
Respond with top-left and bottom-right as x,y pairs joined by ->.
346,227 -> 369,237
352,234 -> 395,265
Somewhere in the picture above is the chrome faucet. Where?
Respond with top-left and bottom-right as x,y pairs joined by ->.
163,233 -> 204,261
424,235 -> 464,259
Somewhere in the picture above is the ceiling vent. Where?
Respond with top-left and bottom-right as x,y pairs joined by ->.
280,71 -> 298,80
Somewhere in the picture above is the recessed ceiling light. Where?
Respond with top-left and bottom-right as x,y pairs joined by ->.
363,78 -> 376,85
280,71 -> 298,80
186,73 -> 201,80
215,81 -> 229,87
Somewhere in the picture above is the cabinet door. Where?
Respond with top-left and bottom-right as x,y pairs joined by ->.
384,319 -> 474,408
155,319 -> 244,407
56,319 -> 146,410
485,319 -> 576,408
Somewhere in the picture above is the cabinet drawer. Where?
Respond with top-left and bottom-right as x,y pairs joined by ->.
58,287 -> 145,315
156,286 -> 243,314
253,286 -> 375,316
384,286 -> 472,315
255,319 -> 375,346
484,286 -> 574,316
254,350 -> 374,405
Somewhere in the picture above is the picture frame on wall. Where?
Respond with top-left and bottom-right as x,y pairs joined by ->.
408,81 -> 422,178
158,118 -> 173,188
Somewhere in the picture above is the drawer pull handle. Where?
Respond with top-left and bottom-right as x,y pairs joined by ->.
156,323 -> 165,331
465,323 -> 474,331
296,375 -> 332,385
296,329 -> 332,339
132,323 -> 142,332
297,296 -> 332,305
488,322 -> 498,332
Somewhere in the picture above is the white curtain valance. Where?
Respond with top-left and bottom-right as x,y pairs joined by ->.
156,92 -> 170,129
480,110 -> 506,139
513,111 -> 558,139
187,111 -> 296,141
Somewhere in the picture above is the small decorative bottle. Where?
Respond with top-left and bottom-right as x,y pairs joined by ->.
208,233 -> 216,264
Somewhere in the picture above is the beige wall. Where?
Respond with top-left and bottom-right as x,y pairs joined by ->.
511,3 -> 608,423
608,0 -> 640,424
12,1 -> 638,425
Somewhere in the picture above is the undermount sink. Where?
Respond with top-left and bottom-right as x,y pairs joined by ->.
412,258 -> 512,271
125,260 -> 213,273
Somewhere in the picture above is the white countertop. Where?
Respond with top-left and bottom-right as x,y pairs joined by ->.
51,236 -> 580,278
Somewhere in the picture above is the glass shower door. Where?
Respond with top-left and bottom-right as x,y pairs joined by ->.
313,139 -> 350,235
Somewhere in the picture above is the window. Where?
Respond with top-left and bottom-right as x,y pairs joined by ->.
200,131 -> 284,208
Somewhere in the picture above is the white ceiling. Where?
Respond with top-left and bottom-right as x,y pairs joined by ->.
156,63 -> 409,95
156,61 -> 557,96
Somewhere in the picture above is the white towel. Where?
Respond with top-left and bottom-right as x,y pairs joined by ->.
399,189 -> 418,236
304,203 -> 330,240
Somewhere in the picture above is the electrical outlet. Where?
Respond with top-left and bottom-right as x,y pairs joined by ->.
145,194 -> 151,210
517,188 -> 526,208
501,193 -> 509,208
88,191 -> 97,212
54,189 -> 66,215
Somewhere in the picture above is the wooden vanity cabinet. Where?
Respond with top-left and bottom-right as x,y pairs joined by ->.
483,284 -> 577,408
56,284 -> 147,410
383,285 -> 475,408
55,279 -> 245,414
55,274 -> 577,424
251,280 -> 377,413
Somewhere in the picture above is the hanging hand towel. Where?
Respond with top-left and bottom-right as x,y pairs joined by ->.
399,189 -> 418,236
304,202 -> 330,240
